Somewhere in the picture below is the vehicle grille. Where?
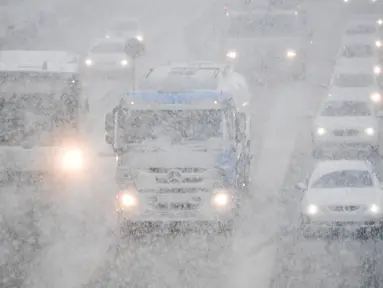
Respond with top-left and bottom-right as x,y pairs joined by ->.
153,202 -> 199,210
148,167 -> 208,186
332,129 -> 359,136
328,205 -> 361,212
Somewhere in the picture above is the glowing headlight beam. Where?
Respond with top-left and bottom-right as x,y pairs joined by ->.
121,59 -> 128,66
370,204 -> 380,213
213,192 -> 230,207
370,92 -> 381,103
374,65 -> 382,75
62,149 -> 84,170
226,50 -> 237,59
364,127 -> 375,135
286,50 -> 297,58
136,35 -> 143,42
307,204 -> 318,215
85,58 -> 93,66
376,40 -> 382,48
120,194 -> 137,207
378,19 -> 383,26
316,127 -> 326,136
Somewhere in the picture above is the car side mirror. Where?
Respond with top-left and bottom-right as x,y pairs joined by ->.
296,182 -> 306,191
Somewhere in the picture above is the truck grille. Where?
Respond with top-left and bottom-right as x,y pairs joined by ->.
147,167 -> 208,188
154,202 -> 199,210
328,205 -> 360,212
333,129 -> 359,136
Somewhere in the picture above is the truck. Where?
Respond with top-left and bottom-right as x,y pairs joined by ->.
0,50 -> 89,184
105,61 -> 252,235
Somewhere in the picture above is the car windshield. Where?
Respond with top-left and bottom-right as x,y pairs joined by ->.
0,93 -> 76,146
333,73 -> 374,87
227,13 -> 303,38
112,21 -> 138,31
140,69 -> 218,90
91,42 -> 124,53
120,109 -> 223,144
345,25 -> 376,35
311,170 -> 374,188
341,44 -> 374,58
320,101 -> 371,116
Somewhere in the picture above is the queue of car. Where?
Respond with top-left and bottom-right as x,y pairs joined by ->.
299,13 -> 383,238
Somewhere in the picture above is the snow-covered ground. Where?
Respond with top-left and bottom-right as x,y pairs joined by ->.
1,0 -> 383,287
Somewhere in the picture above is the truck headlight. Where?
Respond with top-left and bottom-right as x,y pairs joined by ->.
120,59 -> 128,66
370,92 -> 381,103
374,65 -> 382,75
116,186 -> 139,207
286,49 -> 297,58
370,204 -> 380,213
307,204 -> 318,215
136,35 -> 144,42
62,148 -> 84,171
212,188 -> 231,207
364,127 -> 375,135
226,50 -> 237,59
85,58 -> 93,66
376,40 -> 382,48
316,127 -> 327,135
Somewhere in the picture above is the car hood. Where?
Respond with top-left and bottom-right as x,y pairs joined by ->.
315,116 -> 377,130
305,187 -> 380,206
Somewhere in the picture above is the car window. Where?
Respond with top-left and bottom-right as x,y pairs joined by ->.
311,170 -> 373,188
333,73 -> 374,87
320,101 -> 372,117
341,44 -> 374,58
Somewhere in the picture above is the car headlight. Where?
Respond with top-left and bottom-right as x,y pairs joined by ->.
117,189 -> 138,207
136,35 -> 144,42
369,204 -> 380,213
370,92 -> 381,103
61,148 -> 84,171
286,49 -> 297,58
378,19 -> 383,26
343,0 -> 349,3
226,50 -> 237,59
85,58 -> 93,66
374,65 -> 382,75
105,34 -> 110,39
364,127 -> 375,135
212,189 -> 231,207
307,204 -> 318,215
376,40 -> 382,48
121,59 -> 128,66
316,127 -> 327,135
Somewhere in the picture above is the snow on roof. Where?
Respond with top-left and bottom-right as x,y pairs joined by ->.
0,50 -> 79,73
311,160 -> 371,181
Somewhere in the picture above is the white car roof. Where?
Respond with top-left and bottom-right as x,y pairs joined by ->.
310,160 -> 371,182
0,50 -> 79,73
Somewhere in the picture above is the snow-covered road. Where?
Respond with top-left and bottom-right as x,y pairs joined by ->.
2,0 -> 382,287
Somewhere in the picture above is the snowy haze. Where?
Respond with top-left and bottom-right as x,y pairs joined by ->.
1,0 -> 383,287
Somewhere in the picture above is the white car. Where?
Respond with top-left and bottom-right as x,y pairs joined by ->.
83,39 -> 133,77
105,18 -> 144,43
312,96 -> 380,157
328,66 -> 382,107
342,19 -> 383,48
297,160 -> 383,236
336,41 -> 381,75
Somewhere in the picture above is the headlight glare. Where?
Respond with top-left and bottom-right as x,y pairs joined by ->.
121,59 -> 128,66
364,127 -> 375,135
85,58 -> 93,66
370,92 -> 381,103
286,49 -> 297,58
376,40 -> 382,48
316,127 -> 326,135
226,50 -> 237,59
370,204 -> 380,213
378,19 -> 383,26
307,204 -> 318,215
374,65 -> 382,75
62,148 -> 84,171
136,35 -> 144,42
212,189 -> 231,207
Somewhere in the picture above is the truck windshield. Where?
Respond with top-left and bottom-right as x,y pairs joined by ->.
121,109 -> 223,144
0,92 -> 78,146
228,14 -> 302,38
